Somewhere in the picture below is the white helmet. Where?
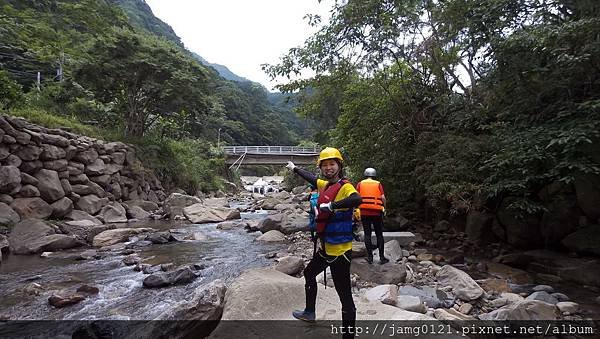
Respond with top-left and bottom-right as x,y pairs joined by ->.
364,167 -> 377,177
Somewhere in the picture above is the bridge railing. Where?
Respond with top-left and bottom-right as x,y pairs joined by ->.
223,145 -> 320,155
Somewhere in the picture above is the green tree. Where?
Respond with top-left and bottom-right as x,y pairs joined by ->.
75,29 -> 210,138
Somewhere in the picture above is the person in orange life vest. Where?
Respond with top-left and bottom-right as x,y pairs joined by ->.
356,167 -> 389,265
286,147 -> 361,338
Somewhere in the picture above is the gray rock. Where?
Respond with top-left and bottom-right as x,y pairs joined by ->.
256,230 -> 286,242
164,193 -> 202,218
89,174 -> 110,186
84,158 -> 106,176
19,160 -> 43,174
75,195 -> 108,215
374,240 -> 403,263
99,202 -> 127,223
556,301 -> 579,314
92,228 -> 153,247
60,179 -> 72,196
74,149 -> 98,165
11,198 -> 53,219
436,265 -> 484,301
479,300 -> 558,320
526,291 -> 559,305
275,256 -> 304,276
183,204 -> 240,224
16,184 -> 40,198
50,197 -> 73,218
9,219 -> 81,254
40,144 -> 66,161
396,295 -> 427,313
12,145 -> 41,161
0,234 -> 9,253
351,261 -> 407,285
21,172 -> 38,185
0,144 -> 8,160
34,169 -> 65,202
551,293 -> 569,302
0,166 -> 21,194
364,284 -> 398,306
127,205 -> 151,220
143,266 -> 197,288
64,210 -> 102,224
434,220 -> 450,232
433,308 -> 476,321
0,194 -> 13,204
398,285 -> 455,308
38,133 -> 69,147
0,202 -> 21,226
48,293 -> 85,308
497,197 -> 543,248
5,154 -> 22,167
43,159 -> 68,171
532,285 -> 554,293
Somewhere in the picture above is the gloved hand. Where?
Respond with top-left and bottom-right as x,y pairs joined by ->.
319,202 -> 333,212
286,161 -> 296,171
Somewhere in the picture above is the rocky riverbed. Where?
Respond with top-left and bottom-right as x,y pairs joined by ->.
1,188 -> 599,338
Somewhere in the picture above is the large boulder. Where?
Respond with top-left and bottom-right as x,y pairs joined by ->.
0,166 -> 21,194
275,256 -> 305,276
34,169 -> 65,202
92,228 -> 153,247
183,204 -> 241,224
210,268 -> 442,339
351,261 -> 407,285
8,219 -> 81,254
11,198 -> 53,220
127,206 -> 151,220
99,202 -> 127,223
50,197 -> 73,218
40,144 -> 66,160
257,212 -> 309,235
75,195 -> 108,215
561,226 -> 600,256
0,202 -> 20,225
436,265 -> 484,301
164,193 -> 202,218
479,300 -> 559,320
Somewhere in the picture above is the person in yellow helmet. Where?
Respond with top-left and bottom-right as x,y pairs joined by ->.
286,147 -> 361,339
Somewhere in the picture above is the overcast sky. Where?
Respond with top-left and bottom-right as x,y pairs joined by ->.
145,0 -> 333,91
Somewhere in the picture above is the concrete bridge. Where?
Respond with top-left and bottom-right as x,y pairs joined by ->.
223,145 -> 319,169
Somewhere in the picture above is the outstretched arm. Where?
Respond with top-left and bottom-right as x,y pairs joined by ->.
287,161 -> 318,187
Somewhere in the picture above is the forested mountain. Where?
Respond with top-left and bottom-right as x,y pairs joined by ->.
0,0 -> 307,145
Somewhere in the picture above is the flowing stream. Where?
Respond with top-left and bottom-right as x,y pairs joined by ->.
0,210 -> 285,320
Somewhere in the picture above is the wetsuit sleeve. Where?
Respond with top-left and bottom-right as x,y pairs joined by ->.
293,167 -> 317,187
331,192 -> 362,210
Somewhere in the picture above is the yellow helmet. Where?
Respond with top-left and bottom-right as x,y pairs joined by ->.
317,147 -> 343,166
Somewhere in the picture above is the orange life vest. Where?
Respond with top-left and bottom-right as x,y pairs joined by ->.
358,179 -> 384,211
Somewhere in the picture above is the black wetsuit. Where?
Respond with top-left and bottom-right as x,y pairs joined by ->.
293,167 -> 361,339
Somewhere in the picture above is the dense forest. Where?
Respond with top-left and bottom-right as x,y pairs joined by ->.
265,0 -> 600,247
0,0 -> 311,191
